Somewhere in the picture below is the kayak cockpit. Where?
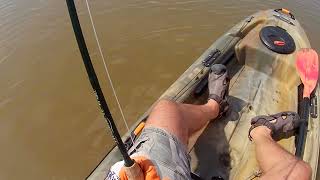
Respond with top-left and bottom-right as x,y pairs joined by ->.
189,9 -> 319,180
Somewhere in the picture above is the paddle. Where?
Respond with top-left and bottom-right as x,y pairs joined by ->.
295,48 -> 319,157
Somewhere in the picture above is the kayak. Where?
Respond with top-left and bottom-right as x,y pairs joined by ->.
88,9 -> 320,180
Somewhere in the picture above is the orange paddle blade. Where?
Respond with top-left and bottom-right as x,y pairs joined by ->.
296,48 -> 319,97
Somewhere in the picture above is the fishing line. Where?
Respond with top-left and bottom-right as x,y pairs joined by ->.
84,0 -> 135,146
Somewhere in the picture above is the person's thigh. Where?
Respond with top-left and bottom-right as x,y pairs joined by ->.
129,127 -> 192,180
146,100 -> 189,145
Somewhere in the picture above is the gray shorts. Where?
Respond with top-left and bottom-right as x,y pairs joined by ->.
128,127 -> 192,180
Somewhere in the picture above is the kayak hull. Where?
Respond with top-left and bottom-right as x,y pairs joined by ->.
88,9 -> 320,180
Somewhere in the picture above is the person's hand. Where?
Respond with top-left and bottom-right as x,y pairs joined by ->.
120,156 -> 164,180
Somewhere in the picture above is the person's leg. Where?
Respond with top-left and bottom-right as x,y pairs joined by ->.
251,126 -> 311,179
146,64 -> 229,146
146,99 -> 219,145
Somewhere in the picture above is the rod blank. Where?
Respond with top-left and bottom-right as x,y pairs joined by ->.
65,0 -> 133,167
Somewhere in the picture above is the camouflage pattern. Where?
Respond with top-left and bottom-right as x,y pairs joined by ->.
88,9 -> 320,180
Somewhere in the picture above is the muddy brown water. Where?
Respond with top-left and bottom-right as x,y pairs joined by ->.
1,0 -> 320,179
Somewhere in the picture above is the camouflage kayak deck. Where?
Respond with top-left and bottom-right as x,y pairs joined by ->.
88,9 -> 320,180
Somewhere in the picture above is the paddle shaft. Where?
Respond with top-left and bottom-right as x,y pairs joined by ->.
295,97 -> 310,157
65,0 -> 134,167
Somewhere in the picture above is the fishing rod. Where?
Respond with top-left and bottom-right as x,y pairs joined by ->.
65,0 -> 134,167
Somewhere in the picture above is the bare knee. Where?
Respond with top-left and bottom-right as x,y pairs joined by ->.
146,99 -> 188,143
303,163 -> 312,179
288,161 -> 312,180
149,99 -> 180,117
147,99 -> 180,123
154,99 -> 177,110
261,160 -> 312,180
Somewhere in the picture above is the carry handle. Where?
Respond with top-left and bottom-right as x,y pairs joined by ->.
274,8 -> 295,20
